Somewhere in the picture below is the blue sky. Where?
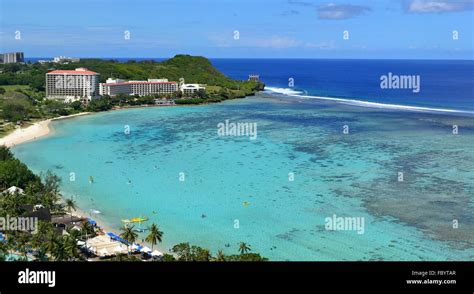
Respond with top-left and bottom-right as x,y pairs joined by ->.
0,0 -> 473,59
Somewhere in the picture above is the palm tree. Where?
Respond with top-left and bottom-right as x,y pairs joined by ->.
0,242 -> 9,261
51,237 -> 67,261
65,198 -> 77,221
80,221 -> 95,240
120,225 -> 138,255
215,250 -> 226,262
145,223 -> 163,251
63,235 -> 79,261
238,242 -> 251,254
44,230 -> 57,257
16,233 -> 30,260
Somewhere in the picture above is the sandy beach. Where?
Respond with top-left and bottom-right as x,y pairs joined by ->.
0,112 -> 90,148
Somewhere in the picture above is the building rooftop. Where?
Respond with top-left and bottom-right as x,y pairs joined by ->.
101,81 -> 177,86
47,67 -> 99,75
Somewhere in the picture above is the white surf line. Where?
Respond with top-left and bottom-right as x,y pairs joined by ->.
264,87 -> 474,115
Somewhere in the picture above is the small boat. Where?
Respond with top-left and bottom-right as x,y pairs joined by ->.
121,217 -> 149,224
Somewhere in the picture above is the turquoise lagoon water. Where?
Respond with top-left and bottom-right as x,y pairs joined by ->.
12,95 -> 474,261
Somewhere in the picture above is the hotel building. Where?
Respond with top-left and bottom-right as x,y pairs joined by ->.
0,52 -> 24,64
248,74 -> 260,82
180,84 -> 206,97
46,68 -> 100,102
99,78 -> 178,97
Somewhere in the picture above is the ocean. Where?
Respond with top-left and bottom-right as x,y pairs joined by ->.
14,58 -> 474,260
27,57 -> 474,112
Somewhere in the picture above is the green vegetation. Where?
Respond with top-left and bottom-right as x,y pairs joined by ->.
120,225 -> 139,254
169,242 -> 268,262
145,223 -> 163,251
0,55 -> 264,135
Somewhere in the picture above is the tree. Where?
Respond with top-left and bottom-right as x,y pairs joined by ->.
63,235 -> 81,261
40,170 -> 62,208
80,221 -> 96,240
51,237 -> 67,261
0,158 -> 41,189
161,253 -> 175,261
171,242 -> 192,261
2,100 -> 31,122
13,232 -> 30,260
215,250 -> 226,262
145,223 -> 163,251
64,198 -> 77,220
120,225 -> 138,254
0,241 -> 9,261
226,253 -> 268,262
0,146 -> 14,161
70,100 -> 83,111
42,170 -> 61,195
190,245 -> 211,261
238,242 -> 251,254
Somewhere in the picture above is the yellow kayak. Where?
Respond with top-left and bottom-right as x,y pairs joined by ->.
122,217 -> 149,223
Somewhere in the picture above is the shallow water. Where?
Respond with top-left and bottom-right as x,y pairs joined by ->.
13,95 -> 474,260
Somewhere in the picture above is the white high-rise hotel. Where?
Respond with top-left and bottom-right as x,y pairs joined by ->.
46,68 -> 100,102
99,78 -> 179,97
46,68 -> 206,102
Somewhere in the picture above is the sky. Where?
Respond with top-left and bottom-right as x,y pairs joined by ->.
0,0 -> 473,59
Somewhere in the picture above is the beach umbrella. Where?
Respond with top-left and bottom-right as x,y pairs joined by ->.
151,250 -> 163,257
131,244 -> 142,252
140,246 -> 152,253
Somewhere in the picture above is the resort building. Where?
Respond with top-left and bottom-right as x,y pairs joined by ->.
99,78 -> 132,96
180,83 -> 206,97
99,78 -> 178,97
53,56 -> 80,63
0,52 -> 24,64
46,67 -> 100,102
248,74 -> 260,82
39,56 -> 80,64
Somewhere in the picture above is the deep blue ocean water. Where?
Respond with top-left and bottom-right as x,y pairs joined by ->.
211,59 -> 474,112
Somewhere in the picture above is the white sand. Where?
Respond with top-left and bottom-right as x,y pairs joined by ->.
0,112 -> 90,147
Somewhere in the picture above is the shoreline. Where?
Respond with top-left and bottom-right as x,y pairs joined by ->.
0,112 -> 91,148
0,94 -> 257,148
1,97 -> 259,259
70,205 -> 168,256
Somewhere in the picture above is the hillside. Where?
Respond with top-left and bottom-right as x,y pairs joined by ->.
0,55 -> 264,94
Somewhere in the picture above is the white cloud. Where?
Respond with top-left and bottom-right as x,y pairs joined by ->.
253,36 -> 302,49
318,3 -> 371,20
406,0 -> 474,13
